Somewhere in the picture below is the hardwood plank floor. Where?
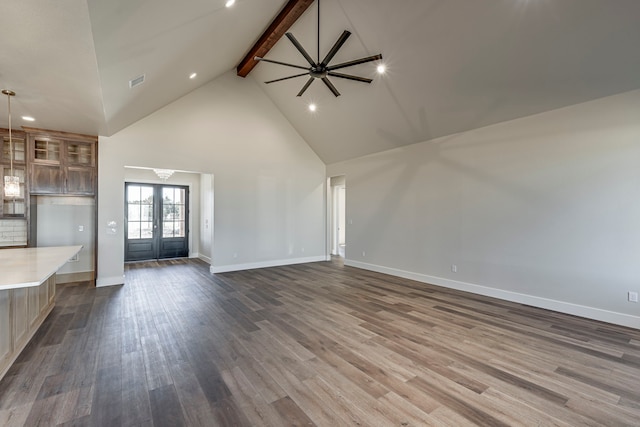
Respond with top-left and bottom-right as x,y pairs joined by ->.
1,257 -> 639,426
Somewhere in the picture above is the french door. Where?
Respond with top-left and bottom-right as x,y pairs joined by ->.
125,183 -> 189,261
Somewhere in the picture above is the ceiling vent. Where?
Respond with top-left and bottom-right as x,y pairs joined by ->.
129,74 -> 145,88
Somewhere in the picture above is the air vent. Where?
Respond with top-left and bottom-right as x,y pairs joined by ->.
129,74 -> 145,88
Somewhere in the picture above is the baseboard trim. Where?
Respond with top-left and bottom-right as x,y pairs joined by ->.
56,271 -> 94,284
211,256 -> 327,274
96,275 -> 125,287
345,260 -> 640,329
198,254 -> 212,264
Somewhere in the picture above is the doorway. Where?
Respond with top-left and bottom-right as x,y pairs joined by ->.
125,183 -> 189,261
330,176 -> 346,257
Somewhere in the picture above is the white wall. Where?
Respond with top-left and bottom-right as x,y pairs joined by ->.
327,90 -> 640,328
199,173 -> 213,263
123,168 -> 202,258
97,71 -> 326,285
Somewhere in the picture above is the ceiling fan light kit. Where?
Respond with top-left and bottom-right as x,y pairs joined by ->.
255,0 -> 383,98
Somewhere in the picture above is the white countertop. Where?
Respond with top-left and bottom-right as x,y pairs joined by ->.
0,246 -> 83,290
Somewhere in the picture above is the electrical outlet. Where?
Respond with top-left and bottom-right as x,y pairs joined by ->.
451,264 -> 457,273
629,291 -> 639,303
78,225 -> 84,232
362,251 -> 366,257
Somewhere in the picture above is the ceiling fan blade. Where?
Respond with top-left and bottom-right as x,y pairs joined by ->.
328,72 -> 372,84
285,33 -> 316,66
327,54 -> 383,71
321,30 -> 351,66
265,73 -> 309,84
321,77 -> 341,97
297,77 -> 315,97
254,57 -> 310,71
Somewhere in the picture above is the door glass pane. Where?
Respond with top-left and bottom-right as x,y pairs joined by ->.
127,185 -> 154,240
174,222 -> 185,237
141,186 -> 154,204
162,222 -> 173,238
128,222 -> 141,239
159,186 -> 186,238
128,185 -> 141,203
175,205 -> 185,221
142,204 -> 153,221
141,222 -> 153,239
163,204 -> 175,220
163,187 -> 175,203
128,205 -> 140,221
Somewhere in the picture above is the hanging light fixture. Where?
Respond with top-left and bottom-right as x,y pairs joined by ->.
2,90 -> 20,198
153,169 -> 174,181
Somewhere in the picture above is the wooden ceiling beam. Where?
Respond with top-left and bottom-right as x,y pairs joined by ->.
236,0 -> 315,78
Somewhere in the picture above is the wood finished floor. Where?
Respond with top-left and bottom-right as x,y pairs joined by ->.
1,258 -> 639,426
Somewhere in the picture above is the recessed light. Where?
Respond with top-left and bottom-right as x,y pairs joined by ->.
225,0 -> 235,7
189,72 -> 197,79
22,116 -> 35,122
308,103 -> 317,112
376,64 -> 386,74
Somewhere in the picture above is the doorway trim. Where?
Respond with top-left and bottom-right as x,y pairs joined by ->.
328,175 -> 346,258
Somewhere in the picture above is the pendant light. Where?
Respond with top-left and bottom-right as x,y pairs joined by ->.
2,89 -> 20,198
153,169 -> 174,181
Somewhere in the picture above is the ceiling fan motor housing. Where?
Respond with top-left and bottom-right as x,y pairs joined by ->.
310,67 -> 328,79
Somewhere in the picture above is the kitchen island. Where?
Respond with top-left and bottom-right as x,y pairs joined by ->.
0,245 -> 82,380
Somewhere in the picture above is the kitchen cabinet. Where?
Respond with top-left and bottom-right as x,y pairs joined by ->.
0,245 -> 82,380
26,128 -> 97,196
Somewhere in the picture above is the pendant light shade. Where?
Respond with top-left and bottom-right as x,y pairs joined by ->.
4,175 -> 20,197
2,89 -> 20,198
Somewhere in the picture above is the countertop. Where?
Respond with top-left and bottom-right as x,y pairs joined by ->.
0,246 -> 83,290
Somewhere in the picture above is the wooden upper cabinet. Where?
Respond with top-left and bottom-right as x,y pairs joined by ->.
25,128 -> 97,196
66,141 -> 95,167
1,131 -> 26,165
66,166 -> 95,195
29,163 -> 65,194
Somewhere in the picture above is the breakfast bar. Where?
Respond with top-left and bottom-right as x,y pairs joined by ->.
0,245 -> 82,380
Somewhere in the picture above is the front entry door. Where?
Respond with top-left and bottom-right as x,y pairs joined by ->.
125,183 -> 189,261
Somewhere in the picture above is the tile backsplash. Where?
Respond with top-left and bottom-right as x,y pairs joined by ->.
0,219 -> 27,247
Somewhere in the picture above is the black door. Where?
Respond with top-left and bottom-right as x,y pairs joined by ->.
125,183 -> 189,261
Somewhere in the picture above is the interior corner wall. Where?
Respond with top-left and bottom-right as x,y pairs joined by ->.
97,70 -> 326,286
327,89 -> 640,328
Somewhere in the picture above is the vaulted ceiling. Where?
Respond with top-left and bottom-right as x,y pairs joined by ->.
2,0 -> 640,163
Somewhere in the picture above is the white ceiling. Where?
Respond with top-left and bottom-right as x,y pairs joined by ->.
2,0 -> 640,164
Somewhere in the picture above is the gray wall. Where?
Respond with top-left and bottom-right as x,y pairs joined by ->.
97,71 -> 326,286
328,90 -> 640,328
36,196 -> 94,275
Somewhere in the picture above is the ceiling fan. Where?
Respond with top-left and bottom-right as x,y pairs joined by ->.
254,0 -> 383,97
